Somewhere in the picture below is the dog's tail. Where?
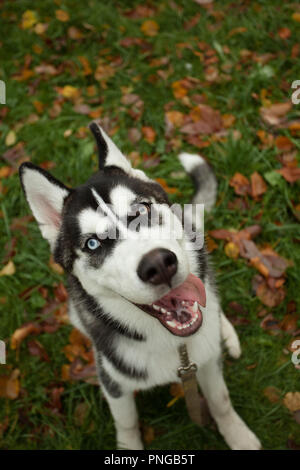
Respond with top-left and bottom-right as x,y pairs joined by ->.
178,153 -> 217,213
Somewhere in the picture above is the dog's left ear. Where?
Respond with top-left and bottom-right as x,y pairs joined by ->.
19,162 -> 71,248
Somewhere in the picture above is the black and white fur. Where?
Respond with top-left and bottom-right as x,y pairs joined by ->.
19,123 -> 261,450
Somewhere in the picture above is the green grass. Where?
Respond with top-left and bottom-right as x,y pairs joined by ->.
0,0 -> 300,450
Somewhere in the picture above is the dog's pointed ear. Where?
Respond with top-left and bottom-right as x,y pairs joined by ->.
89,121 -> 132,172
19,162 -> 71,247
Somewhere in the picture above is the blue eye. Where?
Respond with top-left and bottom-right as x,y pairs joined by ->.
86,238 -> 100,251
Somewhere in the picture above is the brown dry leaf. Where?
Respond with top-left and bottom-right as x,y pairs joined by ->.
142,126 -> 156,144
277,166 -> 300,183
68,26 -> 83,39
140,20 -> 159,37
128,128 -> 141,144
280,314 -> 299,333
224,242 -> 239,259
49,255 -> 64,275
165,110 -> 185,128
78,56 -> 92,75
250,171 -> 267,198
206,235 -> 218,253
28,339 -> 50,362
11,322 -> 41,350
55,10 -> 70,22
33,100 -> 44,114
181,105 -> 223,135
229,172 -> 250,196
256,280 -> 286,308
275,136 -> 294,151
256,129 -> 274,147
228,27 -> 247,37
260,102 -> 292,127
141,424 -> 155,445
222,114 -> 236,128
283,392 -> 300,412
0,260 -> 16,277
263,386 -> 281,404
278,27 -> 291,39
172,80 -> 188,99
0,369 -> 20,400
74,402 -> 89,427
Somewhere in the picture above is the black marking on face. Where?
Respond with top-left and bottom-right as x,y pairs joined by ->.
89,122 -> 108,170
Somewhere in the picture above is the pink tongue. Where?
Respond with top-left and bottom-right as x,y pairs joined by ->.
159,273 -> 206,307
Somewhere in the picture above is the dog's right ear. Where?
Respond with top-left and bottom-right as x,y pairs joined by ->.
19,162 -> 71,248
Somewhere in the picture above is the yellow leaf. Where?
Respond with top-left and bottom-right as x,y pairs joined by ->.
60,85 -> 80,100
0,261 -> 16,276
292,12 -> 300,22
21,10 -> 38,29
5,130 -> 17,147
171,80 -> 188,99
55,10 -> 70,22
165,110 -> 184,127
34,23 -> 48,35
141,20 -> 159,37
283,392 -> 300,412
68,26 -> 83,39
224,242 -> 239,259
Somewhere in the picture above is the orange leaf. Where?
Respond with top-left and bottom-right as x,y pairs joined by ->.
155,178 -> 179,194
292,12 -> 300,22
228,27 -> 247,37
0,369 -> 20,400
277,166 -> 300,183
263,386 -> 281,404
142,126 -> 156,144
275,136 -> 294,151
278,27 -> 291,39
165,110 -> 184,127
55,10 -> 70,22
229,172 -> 250,196
250,171 -> 267,198
78,56 -> 92,75
172,80 -> 188,99
68,26 -> 83,39
140,20 -> 159,37
11,322 -> 41,350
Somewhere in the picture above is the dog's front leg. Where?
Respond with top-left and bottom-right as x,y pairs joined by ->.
104,390 -> 143,450
197,358 -> 261,450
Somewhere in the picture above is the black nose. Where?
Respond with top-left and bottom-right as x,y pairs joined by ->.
137,248 -> 178,287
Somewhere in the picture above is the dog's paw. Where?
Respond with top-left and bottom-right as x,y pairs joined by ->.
225,334 -> 242,359
117,426 -> 144,450
219,411 -> 261,450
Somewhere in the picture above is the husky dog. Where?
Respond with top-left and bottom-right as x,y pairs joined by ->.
19,122 -> 261,450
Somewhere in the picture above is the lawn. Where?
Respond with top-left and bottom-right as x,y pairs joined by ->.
0,0 -> 300,450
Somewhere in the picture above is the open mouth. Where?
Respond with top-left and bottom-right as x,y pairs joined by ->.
135,273 -> 206,337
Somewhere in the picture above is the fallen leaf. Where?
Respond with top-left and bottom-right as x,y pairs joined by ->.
141,424 -> 155,445
263,386 -> 281,403
5,131 -> 17,147
292,12 -> 300,22
277,166 -> 300,183
55,10 -> 70,22
142,126 -> 156,144
283,392 -> 300,412
172,80 -> 188,99
229,173 -> 250,196
28,339 -> 50,362
224,241 -> 239,259
74,402 -> 89,426
278,27 -> 291,39
228,27 -> 247,38
155,178 -> 179,194
275,136 -> 294,151
165,110 -> 185,128
0,369 -> 20,399
141,20 -> 159,37
0,260 -> 15,276
250,172 -> 267,198
21,10 -> 38,29
260,102 -> 292,127
11,322 -> 42,350
68,26 -> 83,39
60,85 -> 80,100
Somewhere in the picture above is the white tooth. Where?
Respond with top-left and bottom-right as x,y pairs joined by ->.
166,320 -> 176,328
153,305 -> 160,311
167,311 -> 172,316
192,302 -> 198,313
177,325 -> 183,330
181,301 -> 185,306
161,308 -> 167,314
